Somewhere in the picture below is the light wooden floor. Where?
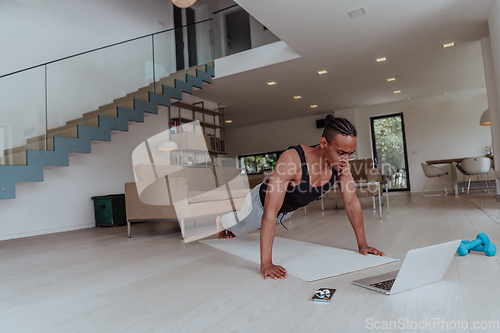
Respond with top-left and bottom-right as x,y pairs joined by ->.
1,192 -> 500,333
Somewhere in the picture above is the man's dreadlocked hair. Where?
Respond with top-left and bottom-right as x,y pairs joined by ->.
321,115 -> 357,139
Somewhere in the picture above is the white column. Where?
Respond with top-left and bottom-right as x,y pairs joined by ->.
481,37 -> 500,195
486,2 -> 500,196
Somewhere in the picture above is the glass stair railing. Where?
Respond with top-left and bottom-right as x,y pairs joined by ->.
0,19 -> 214,166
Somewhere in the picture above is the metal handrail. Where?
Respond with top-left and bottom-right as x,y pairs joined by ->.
212,4 -> 239,15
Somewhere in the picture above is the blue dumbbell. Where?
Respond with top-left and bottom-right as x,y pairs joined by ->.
465,241 -> 497,256
462,240 -> 484,252
483,243 -> 497,257
457,233 -> 490,256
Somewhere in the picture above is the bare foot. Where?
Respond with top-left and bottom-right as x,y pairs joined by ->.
216,216 -> 236,239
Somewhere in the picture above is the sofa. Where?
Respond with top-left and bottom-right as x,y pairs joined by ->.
125,163 -> 250,241
124,181 -> 178,237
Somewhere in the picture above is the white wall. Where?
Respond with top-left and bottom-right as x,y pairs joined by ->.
0,0 -> 175,76
226,112 -> 331,157
0,93 -> 220,241
481,37 -> 500,195
227,88 -> 491,193
487,1 -> 500,192
488,0 -> 500,124
336,88 -> 492,193
0,66 -> 46,151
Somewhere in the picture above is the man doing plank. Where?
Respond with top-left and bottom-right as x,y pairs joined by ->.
216,115 -> 385,279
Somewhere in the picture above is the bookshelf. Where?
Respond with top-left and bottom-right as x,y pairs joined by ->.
168,101 -> 227,166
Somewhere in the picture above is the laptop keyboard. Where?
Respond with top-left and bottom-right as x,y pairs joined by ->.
370,278 -> 396,291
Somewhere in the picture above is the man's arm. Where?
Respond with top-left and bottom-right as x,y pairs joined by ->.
337,165 -> 385,256
260,151 -> 297,279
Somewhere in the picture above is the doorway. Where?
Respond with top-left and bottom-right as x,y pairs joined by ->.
370,113 -> 411,191
225,9 -> 251,55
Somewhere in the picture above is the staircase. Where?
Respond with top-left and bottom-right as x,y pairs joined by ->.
0,63 -> 215,200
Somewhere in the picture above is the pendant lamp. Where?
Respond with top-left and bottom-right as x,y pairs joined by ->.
172,0 -> 197,8
480,109 -> 491,126
158,141 -> 178,151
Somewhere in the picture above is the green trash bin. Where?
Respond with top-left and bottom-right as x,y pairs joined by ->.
91,194 -> 127,227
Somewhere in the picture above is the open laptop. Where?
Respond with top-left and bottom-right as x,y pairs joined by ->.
352,240 -> 461,295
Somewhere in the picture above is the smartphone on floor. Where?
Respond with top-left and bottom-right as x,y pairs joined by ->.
312,288 -> 336,302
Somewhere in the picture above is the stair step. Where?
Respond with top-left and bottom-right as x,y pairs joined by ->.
81,63 -> 210,118
154,77 -> 177,93
81,93 -> 147,118
27,125 -> 78,144
76,108 -> 118,123
112,90 -> 151,105
3,138 -> 55,165
65,116 -> 98,127
4,138 -> 53,155
154,66 -> 203,92
66,110 -> 116,126
4,151 -> 27,165
95,99 -> 134,114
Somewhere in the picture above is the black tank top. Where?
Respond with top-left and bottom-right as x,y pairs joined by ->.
259,145 -> 338,214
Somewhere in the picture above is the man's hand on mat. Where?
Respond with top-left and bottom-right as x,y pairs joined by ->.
261,263 -> 287,279
359,245 -> 385,256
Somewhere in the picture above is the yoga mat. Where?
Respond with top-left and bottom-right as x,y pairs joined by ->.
201,234 -> 399,282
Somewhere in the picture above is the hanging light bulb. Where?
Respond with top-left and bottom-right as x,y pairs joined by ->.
171,0 -> 197,8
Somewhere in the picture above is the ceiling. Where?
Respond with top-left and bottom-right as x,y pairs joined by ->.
193,0 -> 493,128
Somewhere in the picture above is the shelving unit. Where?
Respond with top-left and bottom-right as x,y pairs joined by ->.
169,117 -> 224,129
168,101 -> 227,166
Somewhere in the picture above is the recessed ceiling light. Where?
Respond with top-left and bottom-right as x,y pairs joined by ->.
347,7 -> 366,18
407,98 -> 410,100
443,91 -> 447,94
310,105 -> 318,108
387,77 -> 396,82
393,90 -> 401,94
267,81 -> 277,85
225,120 -> 232,123
293,95 -> 302,99
376,57 -> 387,62
443,42 -> 455,48
317,70 -> 328,75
